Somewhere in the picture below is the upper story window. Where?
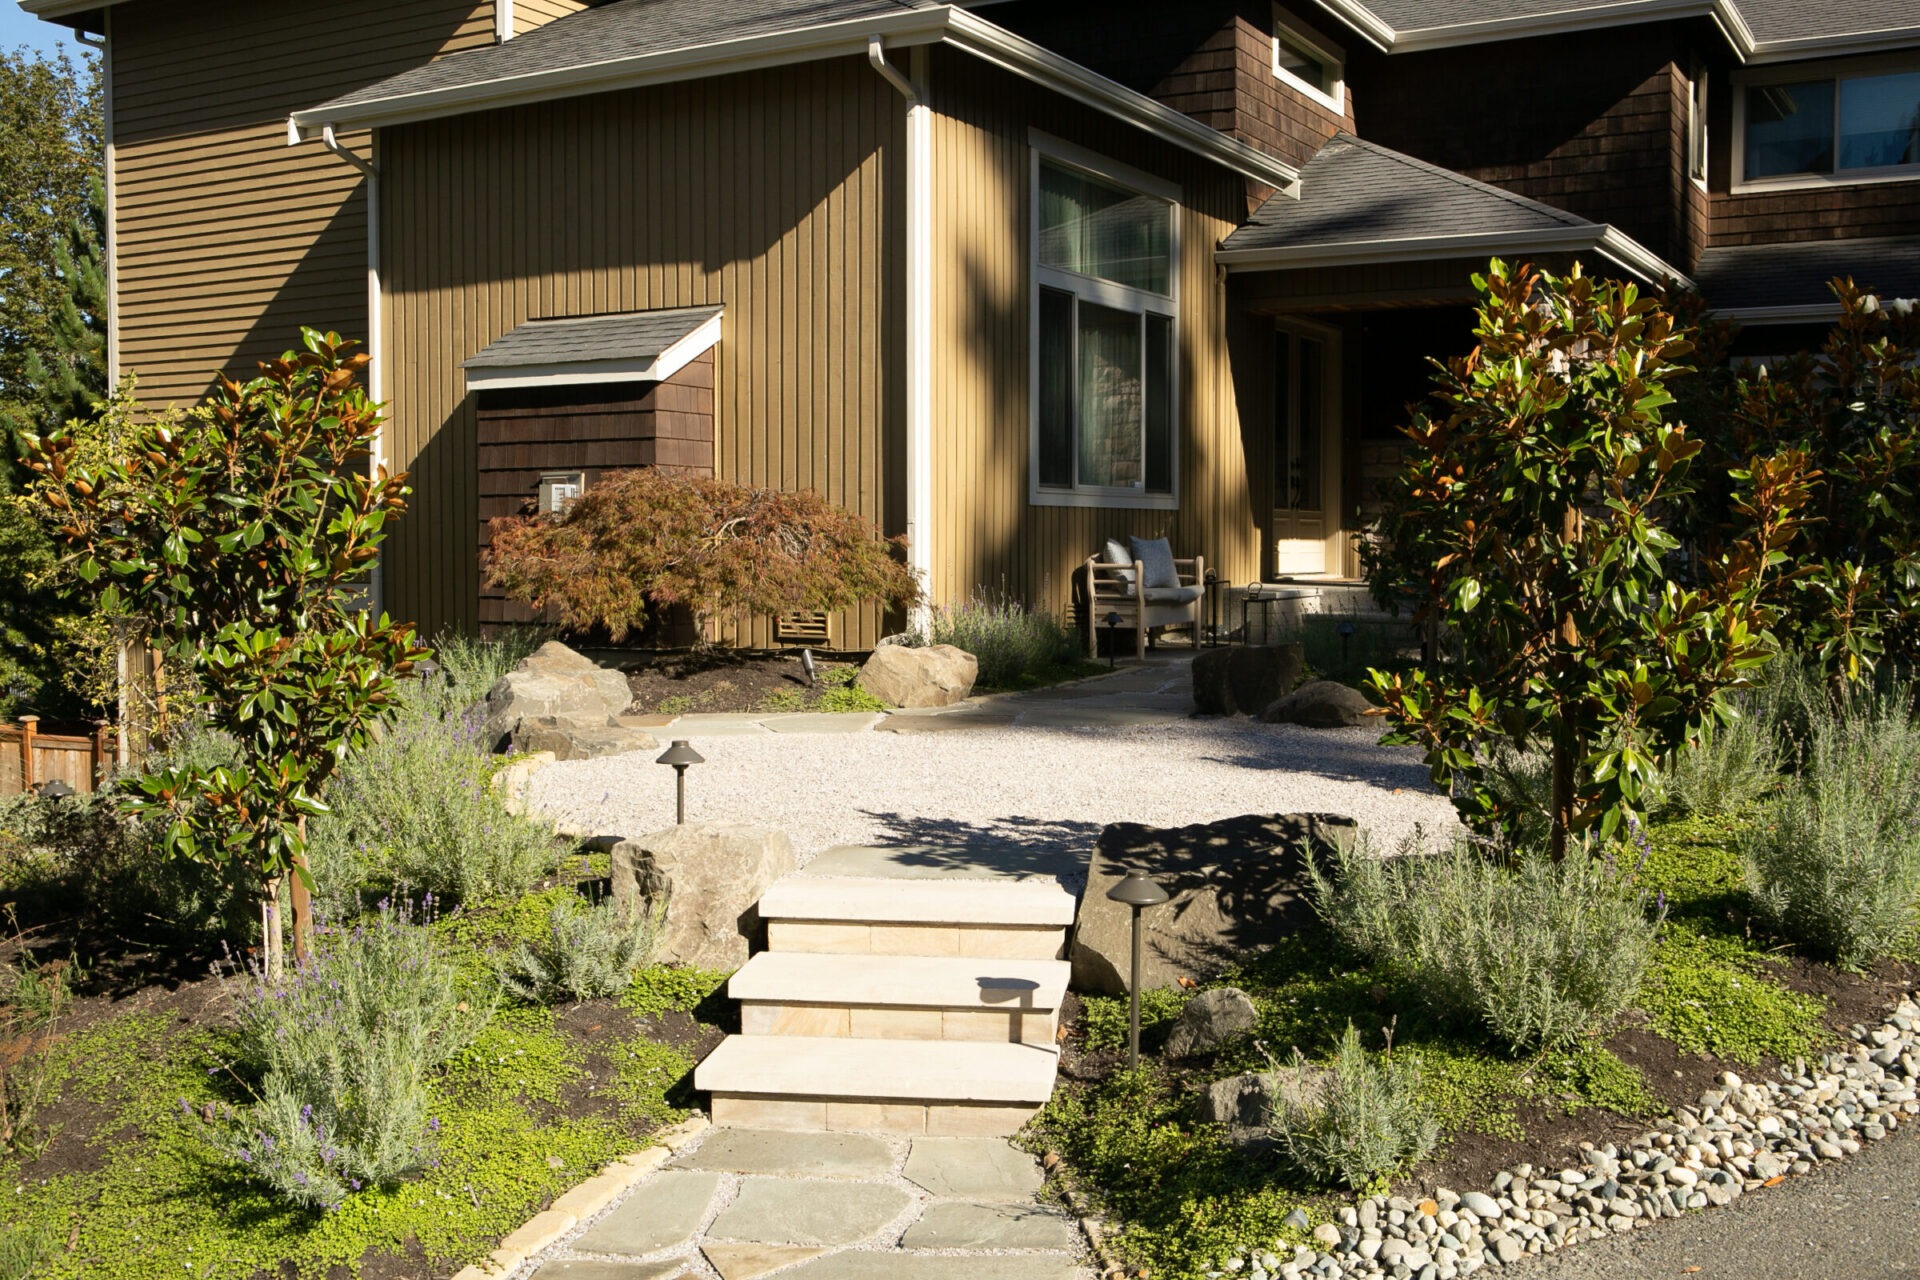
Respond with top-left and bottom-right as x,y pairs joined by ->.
1272,7 -> 1345,114
1031,137 -> 1180,509
1688,69 -> 1709,184
1740,61 -> 1920,184
539,471 -> 584,514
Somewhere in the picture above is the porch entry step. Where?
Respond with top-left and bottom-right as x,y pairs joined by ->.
729,953 -> 1070,1044
697,1035 -> 1059,1136
756,876 -> 1077,927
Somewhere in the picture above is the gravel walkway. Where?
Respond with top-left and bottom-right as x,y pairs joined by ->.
526,716 -> 1460,864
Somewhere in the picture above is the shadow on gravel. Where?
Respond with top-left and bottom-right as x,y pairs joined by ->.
1202,728 -> 1443,793
850,811 -> 1103,883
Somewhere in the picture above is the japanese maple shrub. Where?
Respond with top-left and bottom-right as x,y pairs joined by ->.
483,468 -> 921,643
23,330 -> 427,973
1363,261 -> 1810,858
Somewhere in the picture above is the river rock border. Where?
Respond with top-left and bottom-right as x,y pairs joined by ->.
1209,994 -> 1920,1280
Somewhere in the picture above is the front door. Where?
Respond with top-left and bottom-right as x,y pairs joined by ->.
1272,322 -> 1342,576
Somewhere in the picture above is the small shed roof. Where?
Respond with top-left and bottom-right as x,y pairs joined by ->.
462,305 -> 724,390
1696,237 -> 1920,321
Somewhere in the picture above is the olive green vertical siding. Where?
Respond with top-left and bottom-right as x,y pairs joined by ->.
925,48 -> 1263,624
379,58 -> 901,642
109,0 -> 496,406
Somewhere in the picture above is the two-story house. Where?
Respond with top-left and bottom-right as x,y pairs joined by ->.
23,0 -> 1920,643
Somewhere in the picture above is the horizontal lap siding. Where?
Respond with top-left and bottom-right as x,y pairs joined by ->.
513,0 -> 588,36
927,49 -> 1259,629
109,0 -> 495,406
381,59 -> 898,643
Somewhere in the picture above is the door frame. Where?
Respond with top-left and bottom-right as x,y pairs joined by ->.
1270,317 -> 1343,578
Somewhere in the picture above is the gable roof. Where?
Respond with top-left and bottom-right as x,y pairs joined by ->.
1695,237 -> 1920,322
1217,134 -> 1689,285
1305,0 -> 1920,61
462,305 -> 725,389
287,1 -> 1300,194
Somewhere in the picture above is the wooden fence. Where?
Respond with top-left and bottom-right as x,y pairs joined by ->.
0,718 -> 117,798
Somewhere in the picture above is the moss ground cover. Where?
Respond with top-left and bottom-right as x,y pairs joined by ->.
0,898 -> 724,1279
1036,816 -> 1844,1280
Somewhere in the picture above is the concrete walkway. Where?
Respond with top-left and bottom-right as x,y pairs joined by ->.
518,1128 -> 1095,1280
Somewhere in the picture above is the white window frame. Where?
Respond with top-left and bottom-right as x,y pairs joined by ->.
1271,6 -> 1345,115
1687,66 -> 1709,187
538,471 -> 585,515
1028,131 -> 1182,511
1733,53 -> 1920,193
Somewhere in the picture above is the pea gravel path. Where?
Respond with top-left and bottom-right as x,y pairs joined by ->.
525,655 -> 1457,862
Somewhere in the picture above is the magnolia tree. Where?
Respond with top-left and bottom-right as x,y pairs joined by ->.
485,467 -> 922,642
1677,280 -> 1920,680
23,330 -> 426,973
1363,261 -> 1811,860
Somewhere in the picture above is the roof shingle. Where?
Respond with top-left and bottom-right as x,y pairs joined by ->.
462,305 -> 723,370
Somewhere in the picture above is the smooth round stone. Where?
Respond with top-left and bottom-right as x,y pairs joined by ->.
1459,1192 -> 1500,1219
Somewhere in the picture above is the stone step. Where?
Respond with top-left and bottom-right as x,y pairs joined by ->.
758,875 -> 1075,960
729,953 -> 1070,1044
696,1035 -> 1059,1137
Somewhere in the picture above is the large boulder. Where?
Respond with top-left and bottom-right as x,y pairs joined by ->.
609,823 -> 797,969
856,644 -> 978,708
1070,813 -> 1356,996
1197,1065 -> 1329,1146
1192,645 -> 1304,716
1163,987 -> 1260,1058
1259,679 -> 1376,728
510,715 -> 657,761
481,641 -> 635,752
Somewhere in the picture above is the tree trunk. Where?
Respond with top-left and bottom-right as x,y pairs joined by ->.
259,876 -> 283,981
290,816 -> 313,964
1548,731 -> 1576,864
1549,502 -> 1583,863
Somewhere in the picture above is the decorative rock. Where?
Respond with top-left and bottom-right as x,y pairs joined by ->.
481,640 -> 634,752
511,714 -> 658,761
1070,813 -> 1356,995
1165,987 -> 1262,1058
1312,1224 -> 1343,1248
1192,644 -> 1305,716
1258,679 -> 1376,729
1457,1192 -> 1499,1220
855,643 -> 978,708
1283,1209 -> 1312,1232
610,823 -> 797,968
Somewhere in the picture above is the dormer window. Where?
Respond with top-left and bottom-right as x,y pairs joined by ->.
1738,60 -> 1920,185
1272,7 -> 1345,114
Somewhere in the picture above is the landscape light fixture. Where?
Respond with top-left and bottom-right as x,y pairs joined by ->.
800,647 -> 818,689
1105,870 -> 1170,1069
656,739 -> 705,824
36,779 -> 76,803
1103,610 -> 1123,668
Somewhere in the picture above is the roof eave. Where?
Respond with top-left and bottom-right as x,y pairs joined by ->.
289,5 -> 1300,196
1707,303 -> 1843,324
1217,223 -> 1692,289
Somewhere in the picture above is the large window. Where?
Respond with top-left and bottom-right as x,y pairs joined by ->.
1741,64 -> 1920,182
1032,143 -> 1178,507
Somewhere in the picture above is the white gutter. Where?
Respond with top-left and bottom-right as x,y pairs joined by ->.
313,126 -> 387,617
1708,302 -> 1843,324
1217,223 -> 1693,288
868,36 -> 935,626
286,7 -> 1299,196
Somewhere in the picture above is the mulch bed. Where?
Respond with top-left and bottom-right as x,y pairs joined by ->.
615,650 -> 866,715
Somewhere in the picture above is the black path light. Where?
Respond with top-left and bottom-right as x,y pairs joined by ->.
1105,869 -> 1170,1070
1103,610 -> 1123,669
36,779 -> 76,802
656,739 -> 705,824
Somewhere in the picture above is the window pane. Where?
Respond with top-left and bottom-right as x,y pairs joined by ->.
1276,34 -> 1334,95
1689,74 -> 1709,179
1745,81 -> 1834,178
1037,288 -> 1074,488
1144,313 -> 1172,494
1038,160 -> 1171,296
1840,71 -> 1920,170
1077,302 -> 1142,489
1296,337 -> 1323,512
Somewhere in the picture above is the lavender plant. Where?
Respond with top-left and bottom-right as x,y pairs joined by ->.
1308,838 -> 1663,1052
1745,689 -> 1920,967
198,901 -> 493,1209
498,893 -> 663,1003
1264,1021 -> 1437,1190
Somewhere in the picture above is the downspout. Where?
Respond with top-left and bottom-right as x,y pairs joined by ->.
867,36 -> 933,632
77,25 -> 116,389
495,0 -> 515,43
317,125 -> 388,619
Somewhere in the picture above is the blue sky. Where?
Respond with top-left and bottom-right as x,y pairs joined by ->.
0,2 -> 80,59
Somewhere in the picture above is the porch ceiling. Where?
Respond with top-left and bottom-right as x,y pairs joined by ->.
1217,134 -> 1690,290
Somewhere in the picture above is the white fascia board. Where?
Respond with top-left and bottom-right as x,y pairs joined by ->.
1305,0 -> 1393,52
1708,303 -> 1843,324
945,8 -> 1300,194
1217,223 -> 1692,288
1746,27 -> 1920,64
288,6 -> 1300,194
465,310 -> 722,392
290,8 -> 952,138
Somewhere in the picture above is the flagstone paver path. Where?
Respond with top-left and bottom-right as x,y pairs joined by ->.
518,1128 -> 1096,1280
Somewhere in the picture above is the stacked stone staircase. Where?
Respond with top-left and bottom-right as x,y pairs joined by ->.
693,855 -> 1076,1136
